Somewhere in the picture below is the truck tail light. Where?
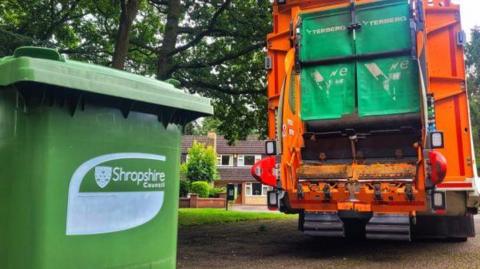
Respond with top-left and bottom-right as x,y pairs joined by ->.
265,140 -> 277,155
432,191 -> 446,211
251,156 -> 276,187
267,191 -> 279,210
429,151 -> 447,185
430,131 -> 444,148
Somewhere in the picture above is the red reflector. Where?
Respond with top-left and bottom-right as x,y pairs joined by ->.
429,151 -> 447,185
251,156 -> 276,187
435,209 -> 446,215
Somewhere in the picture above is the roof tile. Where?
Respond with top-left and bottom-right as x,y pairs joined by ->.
182,135 -> 265,154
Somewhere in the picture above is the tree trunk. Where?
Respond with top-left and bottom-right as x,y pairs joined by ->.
157,0 -> 181,80
112,0 -> 140,70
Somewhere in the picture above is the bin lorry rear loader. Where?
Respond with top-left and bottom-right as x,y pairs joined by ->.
252,0 -> 480,241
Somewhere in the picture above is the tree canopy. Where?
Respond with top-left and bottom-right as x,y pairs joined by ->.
466,26 -> 480,160
0,0 -> 271,142
2,1 -> 479,149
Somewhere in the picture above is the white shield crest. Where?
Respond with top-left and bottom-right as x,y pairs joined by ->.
94,166 -> 112,189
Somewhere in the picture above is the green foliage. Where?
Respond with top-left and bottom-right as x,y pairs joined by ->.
184,117 -> 221,135
0,0 -> 271,142
179,179 -> 190,197
169,0 -> 271,142
184,141 -> 219,183
200,117 -> 221,135
190,181 -> 210,198
467,26 -> 480,161
180,162 -> 187,180
208,186 -> 225,198
182,141 -> 219,197
178,208 -> 296,226
183,122 -> 197,135
467,27 -> 480,94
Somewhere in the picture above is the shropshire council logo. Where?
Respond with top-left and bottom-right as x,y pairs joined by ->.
66,153 -> 167,236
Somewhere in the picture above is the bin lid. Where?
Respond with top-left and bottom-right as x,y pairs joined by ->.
0,47 -> 213,122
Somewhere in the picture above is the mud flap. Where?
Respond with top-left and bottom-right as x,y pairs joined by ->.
301,212 -> 345,237
412,214 -> 475,240
366,214 -> 411,241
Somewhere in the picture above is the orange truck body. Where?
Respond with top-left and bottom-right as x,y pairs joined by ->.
260,0 -> 479,240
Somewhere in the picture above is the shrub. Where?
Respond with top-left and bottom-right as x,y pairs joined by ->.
184,142 -> 219,183
179,180 -> 190,197
208,186 -> 226,198
190,181 -> 210,198
180,163 -> 187,181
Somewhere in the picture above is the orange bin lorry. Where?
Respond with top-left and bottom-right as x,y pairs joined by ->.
252,0 -> 479,241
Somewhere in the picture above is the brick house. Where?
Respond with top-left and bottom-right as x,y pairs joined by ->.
181,133 -> 273,205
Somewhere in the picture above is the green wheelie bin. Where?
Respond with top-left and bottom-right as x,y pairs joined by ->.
0,47 -> 213,269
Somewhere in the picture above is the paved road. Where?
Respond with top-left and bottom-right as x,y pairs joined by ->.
177,217 -> 480,269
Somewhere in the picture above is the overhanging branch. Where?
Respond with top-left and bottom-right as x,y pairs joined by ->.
173,41 -> 265,71
167,0 -> 232,56
178,78 -> 264,96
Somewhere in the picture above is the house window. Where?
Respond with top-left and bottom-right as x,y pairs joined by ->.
245,183 -> 272,196
245,183 -> 252,196
252,183 -> 262,195
237,155 -> 244,166
245,155 -> 256,166
217,154 -> 233,166
262,185 -> 271,196
238,154 -> 262,166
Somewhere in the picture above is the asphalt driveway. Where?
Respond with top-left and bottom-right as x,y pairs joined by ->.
178,217 -> 480,269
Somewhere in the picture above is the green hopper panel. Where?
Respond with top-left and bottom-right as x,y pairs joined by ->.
358,56 -> 419,117
356,0 -> 412,55
299,8 -> 354,62
299,0 -> 419,121
301,63 -> 355,120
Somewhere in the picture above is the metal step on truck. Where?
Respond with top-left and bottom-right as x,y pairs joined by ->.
252,0 -> 479,241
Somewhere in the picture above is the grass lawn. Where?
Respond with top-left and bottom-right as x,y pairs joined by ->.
178,208 -> 296,226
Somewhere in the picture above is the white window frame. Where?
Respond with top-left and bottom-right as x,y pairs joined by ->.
217,154 -> 233,166
237,155 -> 245,166
262,185 -> 272,196
245,183 -> 252,196
245,182 -> 271,196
